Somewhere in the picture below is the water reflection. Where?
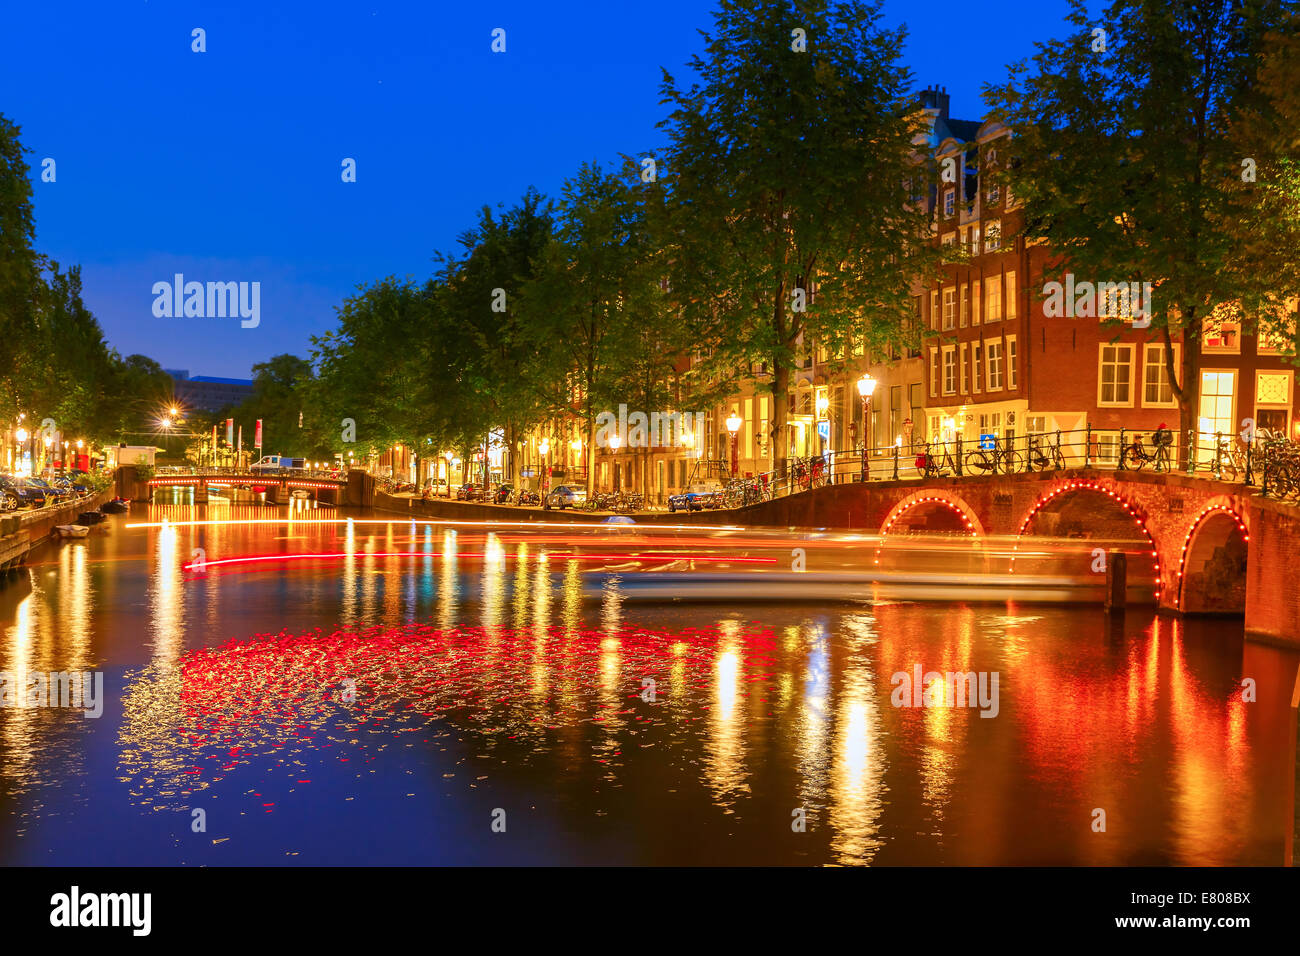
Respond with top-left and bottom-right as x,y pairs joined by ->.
0,505 -> 1294,865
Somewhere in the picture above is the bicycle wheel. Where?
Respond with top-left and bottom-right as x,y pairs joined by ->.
964,450 -> 992,474
1124,446 -> 1148,471
1000,450 -> 1024,474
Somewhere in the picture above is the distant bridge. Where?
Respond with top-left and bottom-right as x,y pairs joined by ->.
139,470 -> 350,505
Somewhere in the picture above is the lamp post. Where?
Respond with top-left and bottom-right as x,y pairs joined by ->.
857,374 -> 876,480
15,427 -> 28,476
726,409 -> 742,479
608,433 -> 622,492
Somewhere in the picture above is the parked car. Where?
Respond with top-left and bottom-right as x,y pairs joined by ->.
668,482 -> 725,512
455,483 -> 485,501
26,477 -> 70,503
1,475 -> 47,509
543,485 -> 587,510
421,477 -> 449,498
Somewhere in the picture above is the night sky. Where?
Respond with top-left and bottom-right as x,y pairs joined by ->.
2,0 -> 1077,378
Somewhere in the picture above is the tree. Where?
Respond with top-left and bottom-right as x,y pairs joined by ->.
0,112 -> 43,423
985,0 -> 1300,461
435,188 -> 557,487
521,161 -> 666,490
658,0 -> 937,476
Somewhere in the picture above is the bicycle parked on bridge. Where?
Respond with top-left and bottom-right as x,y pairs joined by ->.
1121,426 -> 1172,472
914,441 -> 959,479
964,435 -> 1022,476
1026,431 -> 1066,472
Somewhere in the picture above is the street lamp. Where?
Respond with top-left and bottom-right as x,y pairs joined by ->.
857,374 -> 877,480
726,409 -> 743,479
14,427 -> 27,476
608,432 -> 622,492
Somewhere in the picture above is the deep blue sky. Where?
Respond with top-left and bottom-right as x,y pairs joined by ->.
1,0 -> 1078,379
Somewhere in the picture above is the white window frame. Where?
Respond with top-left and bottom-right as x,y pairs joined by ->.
941,345 -> 956,395
944,188 -> 955,218
960,342 -> 969,394
971,279 -> 981,325
1007,334 -> 1018,390
986,274 -> 1003,322
942,288 -> 956,330
1005,270 -> 1017,320
972,342 -> 982,394
1097,343 -> 1136,408
959,283 -> 968,328
929,347 -> 938,398
984,219 -> 1001,252
986,339 -> 1004,391
1141,343 -> 1180,408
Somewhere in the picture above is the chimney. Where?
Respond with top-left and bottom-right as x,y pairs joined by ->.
916,85 -> 950,120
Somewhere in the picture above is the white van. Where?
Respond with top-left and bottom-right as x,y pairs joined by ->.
250,455 -> 306,474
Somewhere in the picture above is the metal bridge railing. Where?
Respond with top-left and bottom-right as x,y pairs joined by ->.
715,425 -> 1300,510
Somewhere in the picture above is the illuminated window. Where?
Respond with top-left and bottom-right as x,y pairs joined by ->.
972,342 -> 982,393
929,347 -> 938,397
984,276 -> 1002,322
942,288 -> 956,330
1007,335 -> 1018,389
1203,317 -> 1240,353
1198,371 -> 1236,446
984,219 -> 1001,252
986,340 -> 1004,390
960,342 -> 968,393
942,345 -> 956,395
960,283 -> 968,327
1005,271 -> 1017,319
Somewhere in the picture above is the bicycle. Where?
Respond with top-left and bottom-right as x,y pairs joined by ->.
1121,430 -> 1172,472
1026,431 -> 1065,472
913,441 -> 959,478
965,435 -> 1023,475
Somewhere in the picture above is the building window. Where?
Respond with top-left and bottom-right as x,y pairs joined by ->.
1098,344 -> 1135,406
1142,344 -> 1177,406
930,290 -> 939,331
1199,370 -> 1236,438
1203,317 -> 1240,353
929,347 -> 938,398
971,279 -> 981,325
986,339 -> 1004,391
1007,335 -> 1018,390
959,283 -> 968,328
967,225 -> 980,255
960,342 -> 968,394
942,345 -> 956,395
1005,271 -> 1017,320
944,188 -> 955,217
987,185 -> 1000,205
909,383 -> 922,423
942,231 -> 956,247
942,289 -> 956,330
984,219 -> 1001,252
984,275 -> 1002,322
890,384 -> 901,442
972,342 -> 982,393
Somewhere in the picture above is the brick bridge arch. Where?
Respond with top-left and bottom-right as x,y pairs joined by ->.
878,490 -> 985,538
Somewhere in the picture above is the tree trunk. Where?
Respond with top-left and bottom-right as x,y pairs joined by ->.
771,362 -> 789,477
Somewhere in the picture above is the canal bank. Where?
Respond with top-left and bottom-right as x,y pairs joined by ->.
0,483 -> 119,579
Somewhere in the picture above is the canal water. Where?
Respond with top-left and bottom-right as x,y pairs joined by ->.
0,500 -> 1295,865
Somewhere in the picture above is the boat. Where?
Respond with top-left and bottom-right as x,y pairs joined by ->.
54,525 -> 90,538
100,499 -> 129,514
77,511 -> 107,524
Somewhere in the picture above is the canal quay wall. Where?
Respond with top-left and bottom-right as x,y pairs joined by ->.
368,470 -> 1300,648
0,484 -> 119,579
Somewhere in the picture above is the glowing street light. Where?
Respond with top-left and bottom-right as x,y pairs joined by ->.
726,409 -> 742,478
857,374 -> 877,480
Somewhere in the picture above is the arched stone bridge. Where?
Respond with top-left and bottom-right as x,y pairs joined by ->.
662,468 -> 1299,646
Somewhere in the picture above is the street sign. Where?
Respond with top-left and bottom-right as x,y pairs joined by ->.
817,421 -> 830,442
979,433 -> 995,450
